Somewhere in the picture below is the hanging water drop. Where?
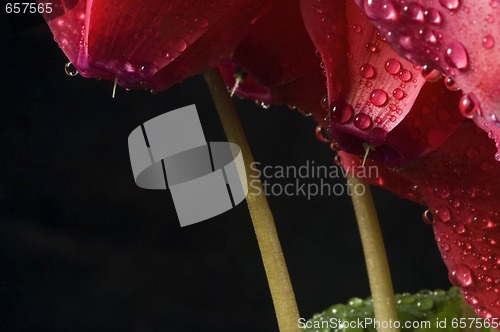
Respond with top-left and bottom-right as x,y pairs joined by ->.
421,65 -> 442,82
330,101 -> 353,124
444,40 -> 469,70
360,64 -> 376,79
444,76 -> 460,91
64,62 -> 78,76
403,3 -> 424,22
354,113 -> 373,130
459,93 -> 480,118
315,124 -> 332,143
439,0 -> 461,11
423,209 -> 434,224
363,0 -> 398,21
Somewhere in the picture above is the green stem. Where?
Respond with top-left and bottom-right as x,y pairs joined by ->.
203,69 -> 301,332
348,175 -> 400,332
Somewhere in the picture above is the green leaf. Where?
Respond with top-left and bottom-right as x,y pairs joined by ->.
303,287 -> 471,332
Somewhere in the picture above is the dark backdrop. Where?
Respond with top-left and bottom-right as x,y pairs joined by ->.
1,10 -> 450,332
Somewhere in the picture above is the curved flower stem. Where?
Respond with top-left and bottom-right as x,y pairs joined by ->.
203,69 -> 301,332
348,175 -> 400,332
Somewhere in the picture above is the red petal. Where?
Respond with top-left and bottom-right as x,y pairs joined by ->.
340,122 -> 500,319
301,0 -> 463,164
353,0 -> 500,156
41,0 -> 270,91
219,0 -> 327,122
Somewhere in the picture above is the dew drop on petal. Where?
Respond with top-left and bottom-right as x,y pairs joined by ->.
175,39 -> 188,52
444,76 -> 460,91
330,101 -> 354,124
384,58 -> 401,75
482,35 -> 495,49
354,113 -> 373,130
64,61 -> 78,76
439,0 -> 461,11
393,88 -> 405,100
370,89 -> 388,106
421,65 -> 442,81
316,124 -> 332,143
365,42 -> 378,53
423,209 -> 434,224
449,264 -> 475,289
444,40 -> 469,70
193,16 -> 209,29
459,93 -> 480,118
352,24 -> 362,33
138,62 -> 156,79
403,3 -> 424,22
363,0 -> 398,21
399,69 -> 412,82
360,63 -> 376,79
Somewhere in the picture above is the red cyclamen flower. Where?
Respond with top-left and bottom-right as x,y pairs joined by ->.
38,0 -> 500,320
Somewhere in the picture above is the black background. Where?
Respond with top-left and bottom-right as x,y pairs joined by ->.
1,8 -> 450,331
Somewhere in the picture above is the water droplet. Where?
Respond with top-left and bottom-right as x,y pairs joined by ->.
138,63 -> 156,79
421,65 -> 442,81
445,40 -> 469,69
439,0 -> 461,11
365,42 -> 378,53
316,124 -> 332,143
193,16 -> 209,29
384,58 -> 401,75
449,264 -> 474,288
259,101 -> 270,109
459,93 -> 480,118
330,101 -> 353,124
392,88 -> 405,100
420,27 -> 439,45
425,8 -> 443,25
444,76 -> 460,91
64,61 -> 78,76
399,69 -> 412,82
455,223 -> 466,234
434,205 -> 451,222
423,209 -> 434,224
482,35 -> 495,49
174,39 -> 188,52
354,113 -> 373,130
360,64 -> 376,79
370,89 -> 388,107
363,0 -> 398,21
352,24 -> 362,33
403,3 -> 424,22
442,243 -> 450,252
